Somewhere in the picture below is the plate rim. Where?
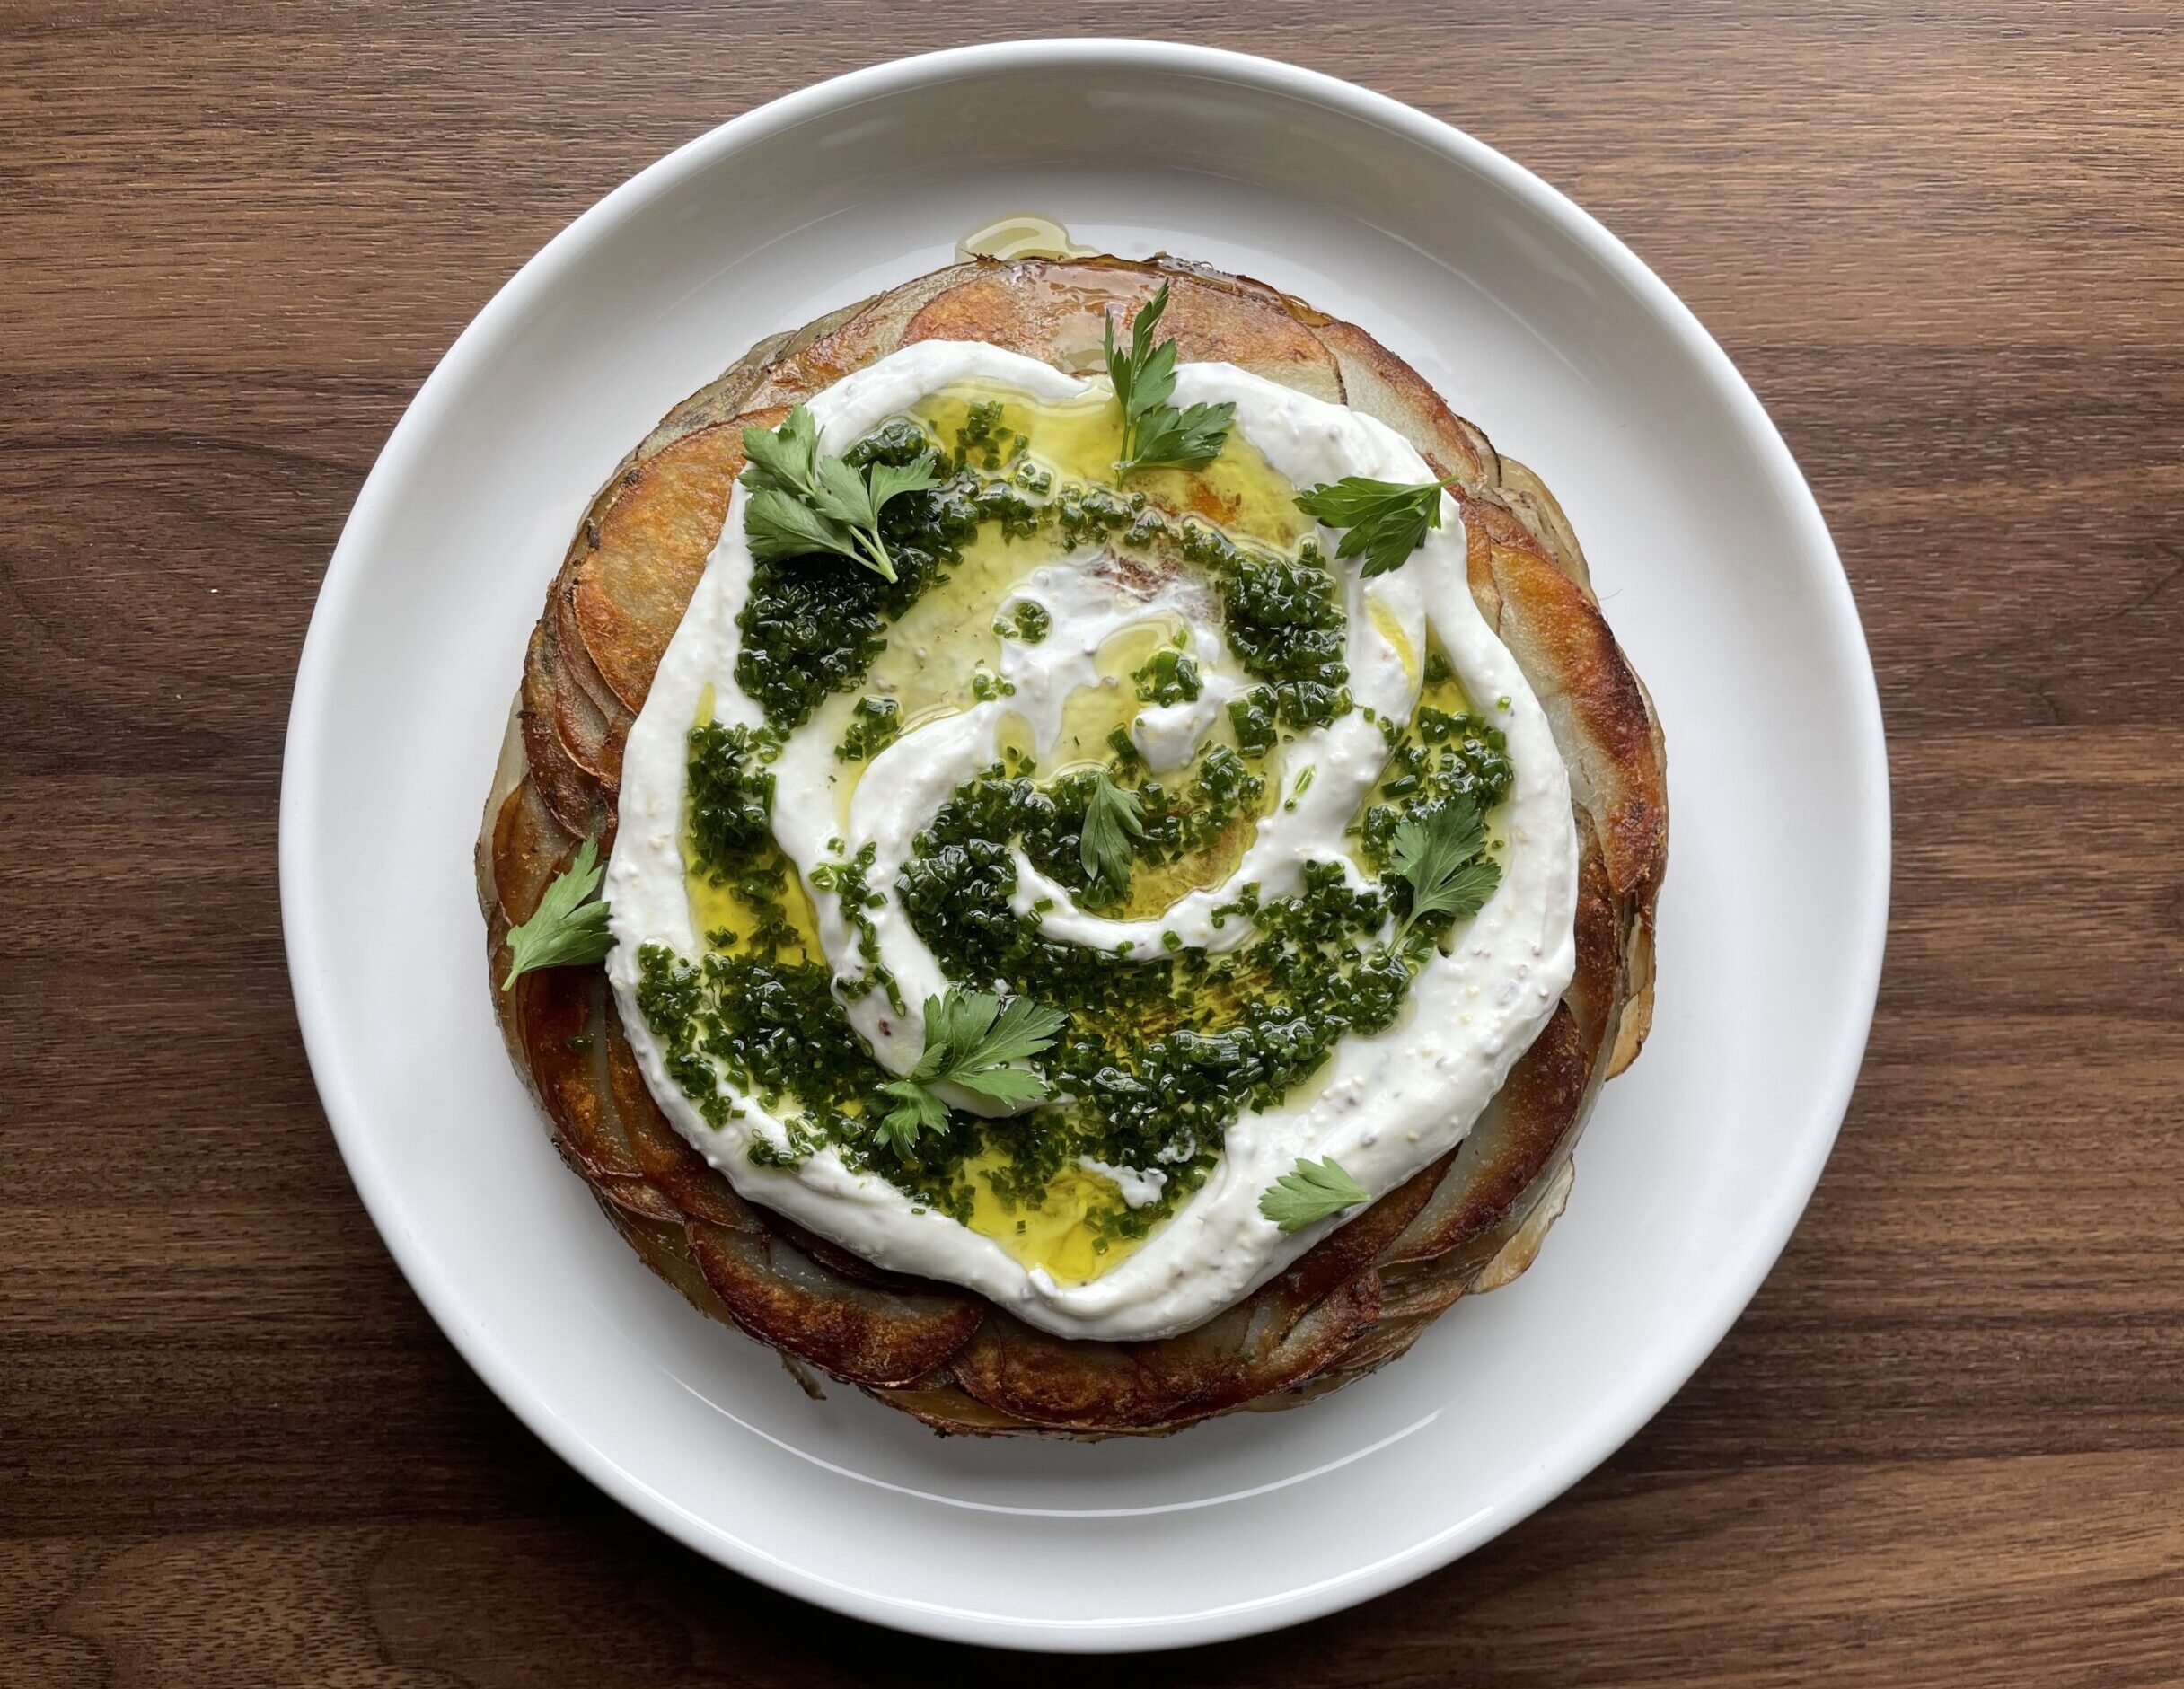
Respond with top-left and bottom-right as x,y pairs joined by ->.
280,37 -> 1890,1652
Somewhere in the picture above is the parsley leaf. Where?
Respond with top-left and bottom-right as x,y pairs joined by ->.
1104,281 -> 1236,476
873,1080 -> 949,1152
1259,1156 -> 1369,1231
1129,400 -> 1236,472
744,486 -> 852,560
740,402 -> 938,581
866,454 -> 945,515
875,988 -> 1068,1151
740,400 -> 823,491
500,837 -> 613,989
1079,772 -> 1146,896
1388,795 -> 1502,946
1294,474 -> 1460,577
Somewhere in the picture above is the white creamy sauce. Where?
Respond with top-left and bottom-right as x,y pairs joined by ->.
604,340 -> 1579,1342
1079,1157 -> 1167,1209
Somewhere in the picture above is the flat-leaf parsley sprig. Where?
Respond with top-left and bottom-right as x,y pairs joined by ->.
1103,281 -> 1236,477
740,403 -> 939,582
1079,771 -> 1146,898
1387,794 -> 1502,948
1259,1156 -> 1369,1231
1293,473 -> 1462,578
500,837 -> 614,989
876,988 -> 1069,1152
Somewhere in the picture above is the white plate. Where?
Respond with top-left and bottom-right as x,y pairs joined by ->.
282,40 -> 1887,1652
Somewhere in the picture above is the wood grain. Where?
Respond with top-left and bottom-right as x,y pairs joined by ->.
4,2 -> 2180,1682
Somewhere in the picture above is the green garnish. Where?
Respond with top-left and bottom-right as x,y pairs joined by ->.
1388,794 -> 1501,946
876,988 -> 1069,1151
741,403 -> 939,582
1259,1156 -> 1369,1231
833,695 -> 901,763
1002,600 -> 1052,644
1294,474 -> 1461,578
1079,771 -> 1146,896
1103,282 -> 1235,476
500,837 -> 613,989
1133,646 -> 1202,706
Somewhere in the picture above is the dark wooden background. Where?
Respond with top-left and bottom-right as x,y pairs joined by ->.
5,3 -> 2180,1683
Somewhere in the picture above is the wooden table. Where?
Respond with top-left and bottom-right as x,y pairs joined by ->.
5,4 -> 2180,1682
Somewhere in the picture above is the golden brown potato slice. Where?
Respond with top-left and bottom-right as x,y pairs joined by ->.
950,1272 -> 1381,1432
518,617 -> 614,840
568,420 -> 755,712
687,1218 -> 985,1390
1464,495 -> 1668,906
903,258 -> 1344,399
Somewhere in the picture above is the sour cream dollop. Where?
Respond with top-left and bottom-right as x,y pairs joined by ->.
604,341 -> 1578,1341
